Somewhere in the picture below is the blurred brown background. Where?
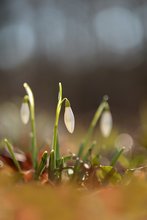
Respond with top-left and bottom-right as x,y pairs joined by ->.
0,0 -> 147,126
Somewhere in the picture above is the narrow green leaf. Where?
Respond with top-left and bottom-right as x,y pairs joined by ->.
48,150 -> 55,181
83,141 -> 96,161
36,151 -> 48,179
4,139 -> 21,173
110,148 -> 124,167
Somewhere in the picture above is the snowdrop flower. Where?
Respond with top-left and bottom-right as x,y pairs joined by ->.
100,110 -> 113,137
64,100 -> 75,133
20,102 -> 30,124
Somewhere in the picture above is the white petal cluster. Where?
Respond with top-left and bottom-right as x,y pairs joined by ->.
64,106 -> 75,133
100,111 -> 113,137
20,102 -> 30,124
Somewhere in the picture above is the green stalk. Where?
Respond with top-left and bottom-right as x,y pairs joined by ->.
23,83 -> 37,170
4,139 -> 21,172
78,96 -> 109,157
52,82 -> 62,167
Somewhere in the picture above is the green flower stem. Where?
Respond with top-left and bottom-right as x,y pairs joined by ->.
52,82 -> 71,170
78,97 -> 109,157
52,82 -> 63,167
23,83 -> 37,170
4,139 -> 22,173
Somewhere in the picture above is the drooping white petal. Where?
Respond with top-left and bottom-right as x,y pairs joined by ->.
20,102 -> 30,124
13,152 -> 26,162
64,106 -> 75,133
23,83 -> 34,108
100,111 -> 113,137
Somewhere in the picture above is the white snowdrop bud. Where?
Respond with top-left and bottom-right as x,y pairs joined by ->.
20,102 -> 30,124
100,110 -> 113,137
64,102 -> 75,133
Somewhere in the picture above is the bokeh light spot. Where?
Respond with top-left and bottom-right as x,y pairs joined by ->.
94,7 -> 143,53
